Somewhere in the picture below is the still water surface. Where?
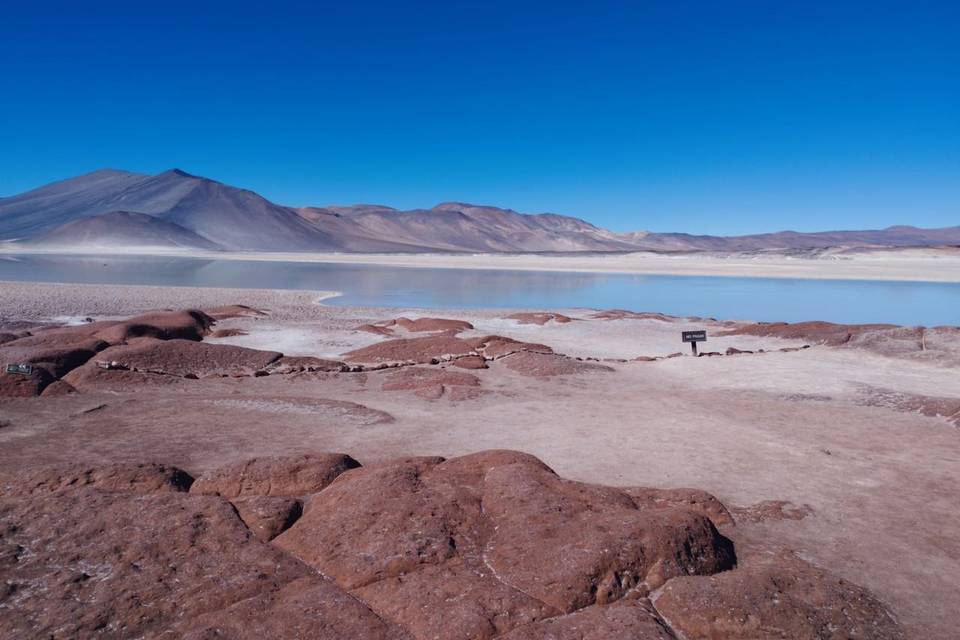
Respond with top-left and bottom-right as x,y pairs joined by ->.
0,254 -> 957,326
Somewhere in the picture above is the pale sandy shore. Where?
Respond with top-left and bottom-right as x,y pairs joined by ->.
4,245 -> 960,281
1,281 -> 959,638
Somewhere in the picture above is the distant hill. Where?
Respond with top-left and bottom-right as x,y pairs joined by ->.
27,211 -> 223,250
2,168 -> 958,253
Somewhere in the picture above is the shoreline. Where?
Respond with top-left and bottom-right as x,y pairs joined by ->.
2,246 -> 960,282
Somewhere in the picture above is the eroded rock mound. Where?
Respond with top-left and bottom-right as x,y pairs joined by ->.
0,462 -> 193,497
0,486 -> 406,639
274,450 -> 735,635
344,335 -> 477,364
723,320 -> 896,346
499,351 -> 614,377
92,309 -> 215,344
79,338 -> 282,378
381,366 -> 483,400
653,550 -> 904,640
190,452 -> 361,498
0,451 -> 903,640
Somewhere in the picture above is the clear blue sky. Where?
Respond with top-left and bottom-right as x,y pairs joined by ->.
1,1 -> 957,234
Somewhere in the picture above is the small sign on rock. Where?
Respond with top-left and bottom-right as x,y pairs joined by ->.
5,363 -> 33,375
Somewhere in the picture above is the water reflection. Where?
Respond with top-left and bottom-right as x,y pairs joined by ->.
0,254 -> 957,326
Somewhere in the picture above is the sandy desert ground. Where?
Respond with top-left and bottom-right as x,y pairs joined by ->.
3,244 -> 960,281
1,281 -> 959,638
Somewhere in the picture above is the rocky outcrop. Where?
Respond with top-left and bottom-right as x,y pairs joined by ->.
380,366 -> 483,400
73,339 -> 283,379
0,451 -> 903,640
230,495 -> 303,541
344,335 -> 477,364
653,550 -> 904,639
0,485 -> 406,639
499,351 -> 614,377
190,452 -> 360,498
0,462 -> 193,497
274,450 -> 736,633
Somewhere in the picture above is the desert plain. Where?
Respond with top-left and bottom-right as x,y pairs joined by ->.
1,280 -> 958,639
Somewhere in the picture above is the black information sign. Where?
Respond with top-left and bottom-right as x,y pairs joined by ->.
5,363 -> 33,375
681,330 -> 707,355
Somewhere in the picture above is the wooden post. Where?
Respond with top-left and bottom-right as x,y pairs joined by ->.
691,341 -> 698,356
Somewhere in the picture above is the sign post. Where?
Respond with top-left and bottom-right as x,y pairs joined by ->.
681,330 -> 707,356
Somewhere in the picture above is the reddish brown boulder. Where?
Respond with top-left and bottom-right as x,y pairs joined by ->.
92,309 -> 215,344
381,366 -> 482,399
480,461 -> 735,612
190,452 -> 360,498
623,486 -> 735,527
395,317 -> 474,333
479,336 -> 554,359
83,339 -> 282,378
500,599 -> 675,639
499,351 -> 614,377
505,312 -> 574,325
61,362 -> 186,391
357,323 -> 395,336
0,462 -> 193,498
275,450 -> 735,625
653,550 -> 903,639
858,385 -> 960,427
230,495 -> 303,541
0,333 -> 107,378
344,335 -> 477,364
353,558 -> 559,639
0,488 -> 406,639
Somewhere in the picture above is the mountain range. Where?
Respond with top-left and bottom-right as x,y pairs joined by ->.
1,168 -> 958,253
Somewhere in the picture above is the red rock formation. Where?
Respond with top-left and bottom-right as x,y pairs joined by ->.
344,335 -> 477,364
230,495 -> 303,541
499,351 -> 614,377
190,452 -> 360,498
0,462 -> 193,497
274,450 -> 735,631
92,309 -> 215,343
0,487 -> 406,639
653,550 -> 903,639
722,320 -> 897,346
381,366 -> 483,399
0,451 -> 903,639
83,339 -> 282,378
